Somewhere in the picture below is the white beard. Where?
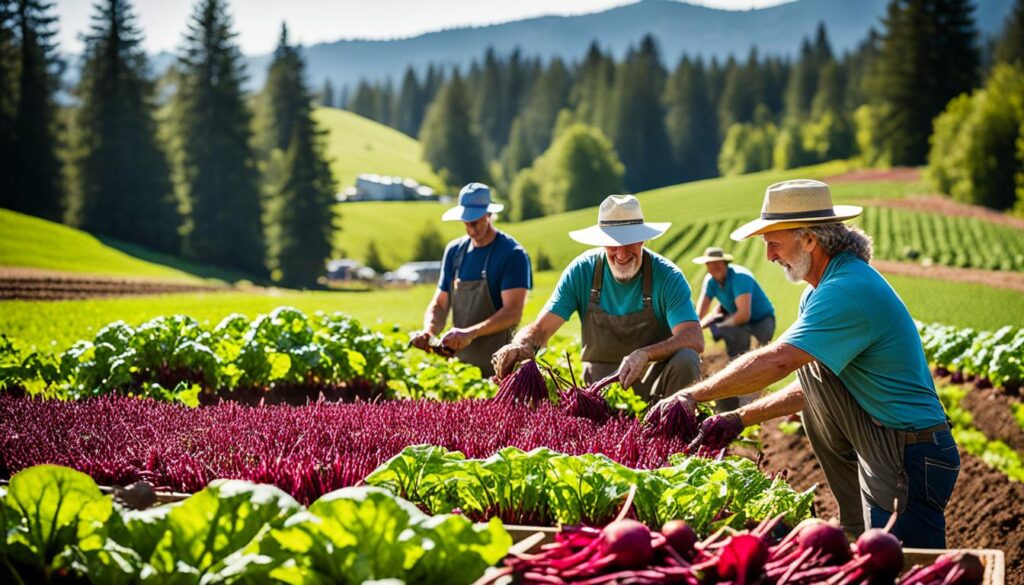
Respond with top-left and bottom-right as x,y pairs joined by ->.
781,248 -> 813,283
609,258 -> 642,282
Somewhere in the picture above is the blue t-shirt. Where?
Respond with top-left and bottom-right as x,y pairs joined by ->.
544,249 -> 699,330
701,264 -> 774,322
438,231 -> 532,310
779,252 -> 946,431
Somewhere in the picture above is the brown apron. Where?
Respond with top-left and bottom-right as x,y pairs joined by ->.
450,238 -> 513,377
581,251 -> 673,389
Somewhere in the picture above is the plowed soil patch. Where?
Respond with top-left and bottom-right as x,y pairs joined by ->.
0,266 -> 226,300
698,353 -> 1024,584
826,167 -> 921,183
872,259 -> 1024,292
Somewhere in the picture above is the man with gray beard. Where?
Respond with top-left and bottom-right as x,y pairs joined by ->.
492,195 -> 703,401
647,179 -> 958,548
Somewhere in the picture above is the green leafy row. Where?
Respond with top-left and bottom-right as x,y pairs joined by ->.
937,385 -> 1024,482
364,445 -> 815,533
0,464 -> 510,584
0,307 -> 494,404
918,321 -> 1024,388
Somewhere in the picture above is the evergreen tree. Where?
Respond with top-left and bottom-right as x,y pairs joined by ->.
519,57 -> 571,162
610,35 -> 674,192
72,0 -> 179,254
259,24 -> 303,153
364,239 -> 387,273
868,0 -> 980,165
348,80 -> 377,120
664,56 -> 718,182
260,24 -> 336,287
0,2 -> 20,201
501,116 -> 534,183
320,78 -> 334,108
174,0 -> 266,276
395,66 -> 422,136
994,0 -> 1023,66
472,47 -> 504,160
4,0 -> 63,220
419,71 -> 487,187
570,42 -> 615,136
377,78 -> 393,126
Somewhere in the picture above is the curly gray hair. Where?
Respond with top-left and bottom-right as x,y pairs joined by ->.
795,223 -> 873,262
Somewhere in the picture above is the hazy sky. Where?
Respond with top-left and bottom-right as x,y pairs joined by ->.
56,0 -> 792,55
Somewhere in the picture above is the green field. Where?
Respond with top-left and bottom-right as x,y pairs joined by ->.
0,208 -> 236,282
314,107 -> 442,192
333,201 -> 467,268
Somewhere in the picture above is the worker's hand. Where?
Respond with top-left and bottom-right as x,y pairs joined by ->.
409,330 -> 432,351
618,349 -> 650,389
440,327 -> 475,352
492,342 -> 535,380
644,391 -> 696,427
688,412 -> 745,452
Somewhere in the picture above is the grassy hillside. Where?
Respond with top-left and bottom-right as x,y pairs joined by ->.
334,201 -> 467,269
314,107 -> 443,192
0,209 -> 242,282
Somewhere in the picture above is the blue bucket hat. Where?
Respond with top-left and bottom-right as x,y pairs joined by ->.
442,183 -> 504,222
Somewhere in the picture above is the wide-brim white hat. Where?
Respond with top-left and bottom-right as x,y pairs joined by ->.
692,246 -> 734,264
568,194 -> 670,247
730,179 -> 862,241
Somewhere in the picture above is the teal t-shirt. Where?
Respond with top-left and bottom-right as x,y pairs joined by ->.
544,249 -> 699,330
779,252 -> 946,431
701,264 -> 774,322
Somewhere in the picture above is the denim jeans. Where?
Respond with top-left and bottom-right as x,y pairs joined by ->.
868,429 -> 960,548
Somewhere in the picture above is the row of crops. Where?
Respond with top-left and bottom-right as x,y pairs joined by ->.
918,321 -> 1024,391
650,207 -> 1024,272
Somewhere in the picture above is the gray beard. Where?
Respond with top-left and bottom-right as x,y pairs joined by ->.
609,260 -> 641,283
782,249 -> 813,283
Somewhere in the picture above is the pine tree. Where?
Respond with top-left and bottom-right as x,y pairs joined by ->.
174,0 -> 266,276
395,66 -> 422,136
0,2 -> 19,201
570,42 -> 615,136
419,71 -> 487,187
259,24 -> 304,153
994,0 -> 1023,66
3,0 -> 63,220
519,57 -> 571,162
472,47 -> 504,160
260,24 -> 336,287
609,35 -> 674,192
348,80 -> 377,120
377,78 -> 394,126
868,0 -> 980,165
320,79 -> 334,108
72,0 -> 179,254
664,56 -> 718,182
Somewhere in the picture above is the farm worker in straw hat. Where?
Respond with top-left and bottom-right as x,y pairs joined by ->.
492,194 -> 703,400
410,183 -> 532,377
647,179 -> 958,548
692,246 -> 776,411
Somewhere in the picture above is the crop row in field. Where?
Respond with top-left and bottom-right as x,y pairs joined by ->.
919,321 -> 1024,390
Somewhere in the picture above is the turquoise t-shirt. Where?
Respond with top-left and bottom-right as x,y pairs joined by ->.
544,249 -> 699,330
779,252 -> 946,431
701,264 -> 774,322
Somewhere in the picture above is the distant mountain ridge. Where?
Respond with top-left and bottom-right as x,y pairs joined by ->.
275,0 -> 1014,91
67,0 -> 1016,91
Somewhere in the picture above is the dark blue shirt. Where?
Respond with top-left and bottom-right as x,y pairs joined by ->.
438,231 -> 532,309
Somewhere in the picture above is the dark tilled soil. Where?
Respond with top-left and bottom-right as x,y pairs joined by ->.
698,351 -> 1024,584
0,267 -> 226,300
756,403 -> 1024,585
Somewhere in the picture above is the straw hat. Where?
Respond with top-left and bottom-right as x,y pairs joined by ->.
692,246 -> 735,264
568,195 -> 670,247
442,183 -> 504,222
730,179 -> 862,241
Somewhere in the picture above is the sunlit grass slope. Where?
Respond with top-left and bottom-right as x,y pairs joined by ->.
314,107 -> 443,192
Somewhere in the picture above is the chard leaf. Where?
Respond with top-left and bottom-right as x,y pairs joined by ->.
145,480 -> 301,583
4,464 -> 111,570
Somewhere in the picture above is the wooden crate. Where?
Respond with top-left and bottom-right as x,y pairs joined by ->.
502,527 -> 1005,585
